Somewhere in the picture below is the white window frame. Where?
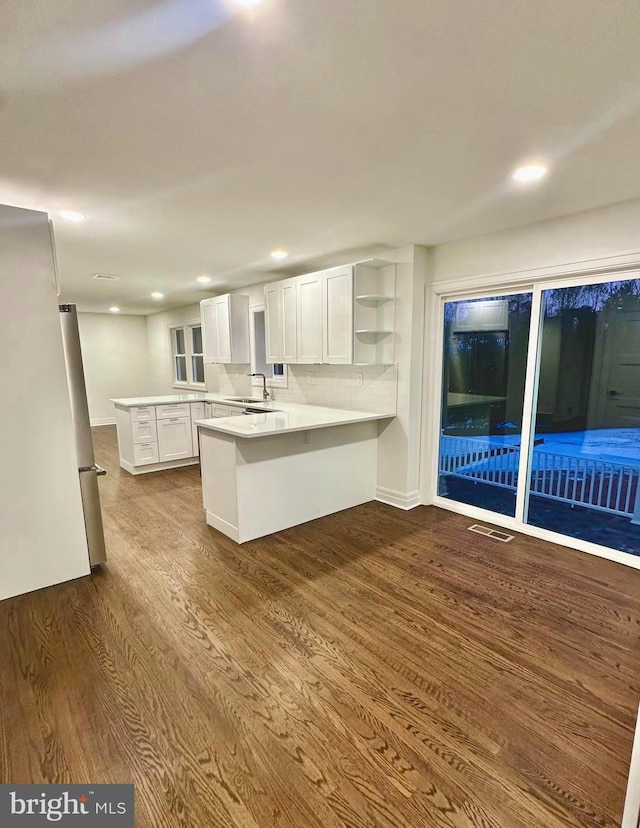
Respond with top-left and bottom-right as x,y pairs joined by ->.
170,320 -> 206,391
249,305 -> 288,389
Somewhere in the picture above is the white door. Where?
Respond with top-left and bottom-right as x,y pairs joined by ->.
157,418 -> 194,461
281,277 -> 298,363
264,282 -> 282,363
214,295 -> 232,363
296,271 -> 323,363
201,299 -> 218,363
323,265 -> 353,364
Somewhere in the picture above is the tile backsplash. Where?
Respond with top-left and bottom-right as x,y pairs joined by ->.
208,363 -> 397,413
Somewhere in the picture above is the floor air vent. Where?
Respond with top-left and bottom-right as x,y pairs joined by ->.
468,524 -> 514,543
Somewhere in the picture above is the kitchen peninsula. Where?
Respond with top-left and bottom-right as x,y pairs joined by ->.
196,404 -> 393,543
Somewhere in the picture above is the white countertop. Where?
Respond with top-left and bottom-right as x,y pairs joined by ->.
111,393 -> 209,407
110,393 -> 394,438
196,406 -> 392,439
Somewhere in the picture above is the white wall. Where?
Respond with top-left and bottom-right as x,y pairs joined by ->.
145,303 -> 202,395
0,205 -> 90,600
431,196 -> 640,285
78,313 -> 151,425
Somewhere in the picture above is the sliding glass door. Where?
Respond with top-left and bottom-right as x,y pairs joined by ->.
435,276 -> 640,560
438,292 -> 532,517
524,279 -> 640,555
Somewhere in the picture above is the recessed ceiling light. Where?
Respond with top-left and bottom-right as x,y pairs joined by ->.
109,306 -> 120,313
270,250 -> 288,260
512,164 -> 548,183
151,292 -> 164,299
58,210 -> 86,223
197,275 -> 212,284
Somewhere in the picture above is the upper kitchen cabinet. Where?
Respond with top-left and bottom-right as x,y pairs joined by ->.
263,259 -> 396,366
353,259 -> 396,365
200,294 -> 250,364
296,270 -> 324,364
323,265 -> 354,364
265,276 -> 298,363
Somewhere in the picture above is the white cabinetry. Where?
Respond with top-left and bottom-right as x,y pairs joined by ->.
263,259 -> 396,366
211,404 -> 244,417
296,270 -> 324,364
158,417 -> 193,462
323,265 -> 353,364
264,282 -> 282,363
264,277 -> 298,364
114,400 -> 204,474
191,402 -> 205,457
200,294 -> 250,364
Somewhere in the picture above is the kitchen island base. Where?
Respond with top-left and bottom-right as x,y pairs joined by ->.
200,421 -> 378,543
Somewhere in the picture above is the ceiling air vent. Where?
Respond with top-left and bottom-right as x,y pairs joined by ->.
92,273 -> 122,281
468,524 -> 514,543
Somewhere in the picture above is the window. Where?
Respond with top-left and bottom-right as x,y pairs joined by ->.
249,306 -> 287,388
171,322 -> 205,389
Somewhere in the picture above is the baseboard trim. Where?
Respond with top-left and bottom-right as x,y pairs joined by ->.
375,487 -> 421,510
206,510 -> 240,543
91,417 -> 116,427
119,457 -> 199,476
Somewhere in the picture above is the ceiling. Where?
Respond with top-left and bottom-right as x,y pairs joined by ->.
2,0 -> 640,314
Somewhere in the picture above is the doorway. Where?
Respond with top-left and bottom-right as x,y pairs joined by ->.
430,275 -> 640,562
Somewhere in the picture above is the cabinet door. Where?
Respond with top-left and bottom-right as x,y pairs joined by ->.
214,295 -> 232,363
323,265 -> 353,364
280,277 -> 298,363
264,282 -> 282,363
296,271 -> 323,363
191,403 -> 205,457
157,417 -> 194,461
201,299 -> 218,363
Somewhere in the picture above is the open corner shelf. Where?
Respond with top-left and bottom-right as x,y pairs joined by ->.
355,294 -> 394,302
355,329 -> 394,335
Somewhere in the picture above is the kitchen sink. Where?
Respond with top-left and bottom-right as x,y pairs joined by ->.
224,397 -> 264,404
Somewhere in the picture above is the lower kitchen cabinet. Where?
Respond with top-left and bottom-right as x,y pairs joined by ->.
114,401 -> 203,475
157,417 -> 193,461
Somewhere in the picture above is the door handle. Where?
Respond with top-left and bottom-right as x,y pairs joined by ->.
608,389 -> 620,397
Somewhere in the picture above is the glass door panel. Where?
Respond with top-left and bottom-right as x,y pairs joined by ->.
525,279 -> 640,554
438,293 -> 533,517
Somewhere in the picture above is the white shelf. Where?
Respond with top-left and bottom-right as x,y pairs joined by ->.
353,260 -> 396,365
355,329 -> 394,335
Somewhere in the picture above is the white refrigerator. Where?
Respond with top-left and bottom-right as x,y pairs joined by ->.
0,203 -> 104,601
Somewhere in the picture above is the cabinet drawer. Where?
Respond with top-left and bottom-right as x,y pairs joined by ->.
130,405 -> 156,423
133,441 -> 159,465
212,405 -> 238,417
132,419 -> 158,444
156,403 -> 192,419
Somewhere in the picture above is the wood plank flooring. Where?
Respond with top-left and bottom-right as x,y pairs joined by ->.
2,424 -> 640,827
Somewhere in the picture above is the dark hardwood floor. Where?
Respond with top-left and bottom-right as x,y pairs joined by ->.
1,424 -> 639,827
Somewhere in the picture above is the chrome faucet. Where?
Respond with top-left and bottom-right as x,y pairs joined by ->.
248,373 -> 270,400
